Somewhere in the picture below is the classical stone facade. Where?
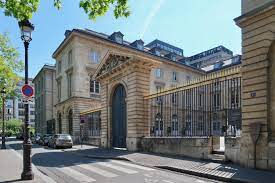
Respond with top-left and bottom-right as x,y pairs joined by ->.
33,65 -> 56,134
51,29 -> 205,147
235,0 -> 275,170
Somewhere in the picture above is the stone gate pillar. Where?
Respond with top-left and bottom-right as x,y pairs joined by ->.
235,0 -> 275,170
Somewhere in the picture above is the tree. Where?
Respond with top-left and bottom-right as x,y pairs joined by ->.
0,0 -> 130,21
0,33 -> 24,108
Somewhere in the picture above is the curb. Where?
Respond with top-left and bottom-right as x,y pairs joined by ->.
155,166 -> 253,183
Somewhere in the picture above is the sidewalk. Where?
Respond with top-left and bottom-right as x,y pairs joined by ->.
0,146 -> 52,183
67,144 -> 275,183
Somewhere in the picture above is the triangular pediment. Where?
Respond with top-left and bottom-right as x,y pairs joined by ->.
94,51 -> 131,79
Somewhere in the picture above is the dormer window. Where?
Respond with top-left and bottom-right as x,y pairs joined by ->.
155,50 -> 161,56
116,36 -> 123,44
130,39 -> 144,51
109,31 -> 124,44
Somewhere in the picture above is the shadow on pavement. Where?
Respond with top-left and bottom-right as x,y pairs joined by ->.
0,179 -> 22,183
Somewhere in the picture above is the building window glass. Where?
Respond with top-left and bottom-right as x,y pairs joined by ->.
155,68 -> 162,78
90,79 -> 100,94
155,50 -> 161,56
90,50 -> 100,64
57,60 -> 62,73
57,81 -> 61,102
186,75 -> 191,81
67,74 -> 72,97
68,50 -> 72,66
172,72 -> 177,81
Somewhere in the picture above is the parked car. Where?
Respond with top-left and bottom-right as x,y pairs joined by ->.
32,134 -> 41,144
40,134 -> 52,146
48,134 -> 73,149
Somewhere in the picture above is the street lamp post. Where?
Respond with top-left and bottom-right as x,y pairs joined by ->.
1,89 -> 6,149
18,20 -> 34,180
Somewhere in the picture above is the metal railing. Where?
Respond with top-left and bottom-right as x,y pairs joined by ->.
145,76 -> 242,137
80,110 -> 101,138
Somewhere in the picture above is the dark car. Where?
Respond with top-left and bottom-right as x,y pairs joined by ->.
40,134 -> 52,146
48,134 -> 73,149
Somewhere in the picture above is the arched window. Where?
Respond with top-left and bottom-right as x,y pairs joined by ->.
90,77 -> 100,94
68,109 -> 73,135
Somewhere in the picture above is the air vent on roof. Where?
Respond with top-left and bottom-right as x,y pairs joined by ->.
130,39 -> 144,50
109,31 -> 124,44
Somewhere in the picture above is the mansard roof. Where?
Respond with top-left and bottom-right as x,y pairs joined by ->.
52,29 -> 205,74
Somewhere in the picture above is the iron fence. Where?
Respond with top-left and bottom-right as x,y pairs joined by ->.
80,110 -> 101,138
146,76 -> 242,137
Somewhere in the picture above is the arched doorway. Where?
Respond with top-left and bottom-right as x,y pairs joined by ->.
68,109 -> 73,135
112,84 -> 126,148
58,113 -> 62,134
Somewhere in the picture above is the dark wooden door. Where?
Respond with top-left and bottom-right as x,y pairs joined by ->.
112,84 -> 126,148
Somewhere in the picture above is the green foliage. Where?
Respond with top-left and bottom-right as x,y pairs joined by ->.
0,118 -> 23,136
0,0 -> 130,21
0,33 -> 24,108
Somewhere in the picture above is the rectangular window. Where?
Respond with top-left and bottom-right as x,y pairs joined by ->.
68,50 -> 72,66
90,80 -> 100,94
57,60 -> 62,73
67,74 -> 72,97
90,50 -> 100,64
186,75 -> 191,81
155,68 -> 162,78
57,81 -> 61,102
172,72 -> 177,81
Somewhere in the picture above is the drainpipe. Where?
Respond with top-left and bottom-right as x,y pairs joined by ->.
249,122 -> 261,169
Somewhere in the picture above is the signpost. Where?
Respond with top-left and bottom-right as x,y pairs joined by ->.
21,84 -> 34,98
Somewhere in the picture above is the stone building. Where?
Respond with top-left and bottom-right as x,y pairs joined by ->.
51,29 -> 204,143
33,65 -> 56,134
33,0 -> 275,172
234,0 -> 275,170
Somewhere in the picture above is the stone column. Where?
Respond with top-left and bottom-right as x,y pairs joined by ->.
126,62 -> 151,151
235,1 -> 275,169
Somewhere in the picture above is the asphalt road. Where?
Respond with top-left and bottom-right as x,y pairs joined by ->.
7,139 -> 222,183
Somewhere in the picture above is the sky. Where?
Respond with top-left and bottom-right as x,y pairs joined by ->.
0,0 -> 241,78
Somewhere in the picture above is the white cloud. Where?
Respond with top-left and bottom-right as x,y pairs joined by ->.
140,0 -> 166,39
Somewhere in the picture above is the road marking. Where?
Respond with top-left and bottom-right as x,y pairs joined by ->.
163,180 -> 175,183
6,144 -> 57,183
77,163 -> 118,178
111,160 -> 155,171
97,162 -> 138,174
57,166 -> 96,182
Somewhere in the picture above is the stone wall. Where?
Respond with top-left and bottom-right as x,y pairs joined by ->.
235,1 -> 275,170
83,137 -> 101,146
225,137 -> 241,164
141,137 -> 211,159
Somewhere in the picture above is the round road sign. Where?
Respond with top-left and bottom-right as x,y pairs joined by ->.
21,84 -> 34,97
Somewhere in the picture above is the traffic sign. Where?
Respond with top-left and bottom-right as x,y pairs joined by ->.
21,84 -> 34,97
